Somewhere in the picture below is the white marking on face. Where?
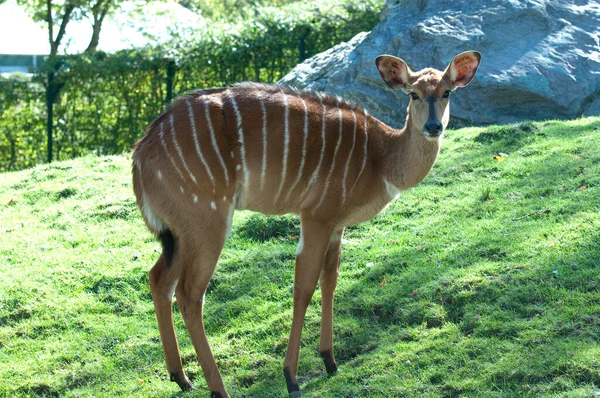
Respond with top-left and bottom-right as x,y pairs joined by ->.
169,114 -> 197,184
350,109 -> 369,194
186,100 -> 215,189
275,92 -> 290,202
424,133 -> 443,143
286,95 -> 309,202
314,101 -> 343,212
203,96 -> 230,185
227,90 -> 249,189
259,95 -> 268,191
341,109 -> 357,203
159,121 -> 186,182
210,201 -> 217,210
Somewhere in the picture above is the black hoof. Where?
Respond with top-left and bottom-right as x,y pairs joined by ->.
170,372 -> 195,392
320,350 -> 338,375
283,367 -> 301,396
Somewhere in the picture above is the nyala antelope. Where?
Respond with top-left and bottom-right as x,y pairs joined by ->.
132,51 -> 481,397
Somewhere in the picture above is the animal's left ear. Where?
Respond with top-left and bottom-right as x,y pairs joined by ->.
444,51 -> 481,90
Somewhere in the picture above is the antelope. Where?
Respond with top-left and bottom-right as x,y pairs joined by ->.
132,51 -> 481,397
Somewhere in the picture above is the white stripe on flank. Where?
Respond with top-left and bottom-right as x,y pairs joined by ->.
314,101 -> 343,213
259,96 -> 268,191
274,92 -> 290,202
307,98 -> 327,191
285,95 -> 309,202
186,100 -> 215,189
350,109 -> 369,194
226,90 -> 249,188
159,121 -> 186,183
341,109 -> 357,203
170,114 -> 197,184
203,97 -> 230,186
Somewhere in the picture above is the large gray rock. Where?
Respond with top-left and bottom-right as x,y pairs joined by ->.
280,0 -> 600,128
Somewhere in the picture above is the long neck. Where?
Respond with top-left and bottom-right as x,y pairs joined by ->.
381,112 -> 441,191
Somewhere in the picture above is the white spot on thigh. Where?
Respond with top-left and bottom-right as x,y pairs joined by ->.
211,201 -> 217,211
179,186 -> 184,193
192,194 -> 198,203
230,151 -> 235,159
156,170 -> 163,181
236,165 -> 241,171
222,195 -> 227,201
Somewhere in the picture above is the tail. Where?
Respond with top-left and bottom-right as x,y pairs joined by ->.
158,229 -> 176,268
132,151 -> 176,268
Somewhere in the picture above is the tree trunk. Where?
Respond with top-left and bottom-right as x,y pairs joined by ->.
46,71 -> 54,163
85,1 -> 110,53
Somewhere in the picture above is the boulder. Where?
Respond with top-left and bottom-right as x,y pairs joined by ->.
279,0 -> 600,128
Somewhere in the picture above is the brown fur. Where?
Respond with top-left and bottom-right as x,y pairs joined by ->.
132,52 -> 481,396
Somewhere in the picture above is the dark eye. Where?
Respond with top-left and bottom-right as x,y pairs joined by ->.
410,92 -> 420,101
442,90 -> 451,98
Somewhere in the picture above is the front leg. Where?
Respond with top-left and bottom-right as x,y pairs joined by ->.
283,218 -> 334,396
319,227 -> 344,375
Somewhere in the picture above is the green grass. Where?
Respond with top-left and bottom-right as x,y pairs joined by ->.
1,117 -> 599,397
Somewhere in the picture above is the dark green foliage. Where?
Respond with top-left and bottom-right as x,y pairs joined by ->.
0,0 -> 383,172
475,121 -> 543,147
235,214 -> 300,242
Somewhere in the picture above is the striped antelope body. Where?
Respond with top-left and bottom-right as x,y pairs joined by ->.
132,51 -> 481,397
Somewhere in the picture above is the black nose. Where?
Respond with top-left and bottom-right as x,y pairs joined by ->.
426,120 -> 442,135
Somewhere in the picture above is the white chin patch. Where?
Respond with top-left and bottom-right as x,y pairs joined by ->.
424,132 -> 443,142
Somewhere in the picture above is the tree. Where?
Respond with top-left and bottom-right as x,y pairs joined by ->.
85,0 -> 121,53
179,0 -> 301,21
17,0 -> 123,162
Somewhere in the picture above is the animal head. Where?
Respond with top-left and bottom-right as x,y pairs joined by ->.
376,51 -> 481,140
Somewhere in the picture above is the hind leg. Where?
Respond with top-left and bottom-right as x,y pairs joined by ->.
149,253 -> 193,390
175,206 -> 233,398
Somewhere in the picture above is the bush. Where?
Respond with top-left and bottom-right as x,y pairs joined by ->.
0,0 -> 383,171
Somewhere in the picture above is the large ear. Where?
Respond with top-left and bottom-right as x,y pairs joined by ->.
444,51 -> 481,90
376,55 -> 413,93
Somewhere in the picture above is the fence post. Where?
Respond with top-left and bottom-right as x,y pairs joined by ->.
165,58 -> 176,107
46,71 -> 54,163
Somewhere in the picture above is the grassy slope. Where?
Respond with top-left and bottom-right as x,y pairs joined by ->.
0,117 -> 599,397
